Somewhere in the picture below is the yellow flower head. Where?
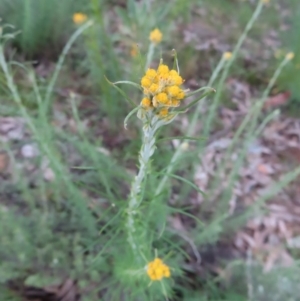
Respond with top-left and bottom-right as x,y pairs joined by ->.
140,63 -> 185,116
156,92 -> 168,104
168,85 -> 181,97
286,52 -> 295,60
147,258 -> 171,281
157,64 -> 169,74
149,83 -> 159,94
73,13 -> 87,24
149,28 -> 163,44
141,76 -> 152,88
141,97 -> 151,108
159,108 -> 169,117
223,52 -> 232,60
145,69 -> 157,79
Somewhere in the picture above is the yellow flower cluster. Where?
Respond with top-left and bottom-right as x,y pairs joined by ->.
73,13 -> 87,24
147,258 -> 171,281
149,28 -> 163,44
140,64 -> 185,117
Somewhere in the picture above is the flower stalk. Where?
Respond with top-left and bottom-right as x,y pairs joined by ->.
126,61 -> 186,258
122,53 -> 211,262
126,111 -> 158,255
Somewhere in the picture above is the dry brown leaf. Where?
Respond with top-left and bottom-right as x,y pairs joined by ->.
0,117 -> 26,142
0,151 -> 9,173
264,91 -> 290,110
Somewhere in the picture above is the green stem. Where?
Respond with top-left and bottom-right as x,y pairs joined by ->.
127,111 -> 158,257
145,43 -> 155,71
44,20 -> 93,116
154,0 -> 266,198
203,0 -> 264,140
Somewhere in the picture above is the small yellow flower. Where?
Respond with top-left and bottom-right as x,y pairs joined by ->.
73,13 -> 87,24
149,28 -> 163,44
145,69 -> 157,79
168,85 -> 181,97
159,108 -> 169,117
223,52 -> 232,60
157,64 -> 169,74
149,83 -> 159,94
171,75 -> 183,86
147,258 -> 171,281
181,142 -> 189,151
156,93 -> 168,104
141,77 -> 152,88
169,70 -> 179,77
141,97 -> 151,107
286,52 -> 295,60
261,0 -> 270,4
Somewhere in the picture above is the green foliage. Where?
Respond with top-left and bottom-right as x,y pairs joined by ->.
278,0 -> 300,104
0,1 -> 300,300
0,0 -> 87,57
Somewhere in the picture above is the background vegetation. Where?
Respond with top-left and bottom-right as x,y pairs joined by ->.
0,0 -> 300,300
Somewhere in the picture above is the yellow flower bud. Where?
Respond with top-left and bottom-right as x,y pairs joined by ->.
149,28 -> 163,44
171,75 -> 183,86
223,52 -> 232,60
141,97 -> 151,107
159,108 -> 169,117
149,83 -> 159,94
145,69 -> 157,79
169,70 -> 179,77
168,85 -> 180,97
157,64 -> 169,74
286,52 -> 295,60
156,93 -> 168,104
73,13 -> 87,24
141,76 -> 152,88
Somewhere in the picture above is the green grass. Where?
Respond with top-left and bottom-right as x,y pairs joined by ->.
0,0 -> 300,300
0,0 -> 88,57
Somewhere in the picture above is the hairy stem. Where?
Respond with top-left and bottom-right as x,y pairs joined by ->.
127,112 -> 157,256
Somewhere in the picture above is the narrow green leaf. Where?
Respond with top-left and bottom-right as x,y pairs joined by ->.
113,80 -> 142,90
165,173 -> 206,196
157,136 -> 206,143
105,76 -> 136,107
179,89 -> 216,112
124,106 -> 140,129
185,86 -> 215,98
172,49 -> 180,73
